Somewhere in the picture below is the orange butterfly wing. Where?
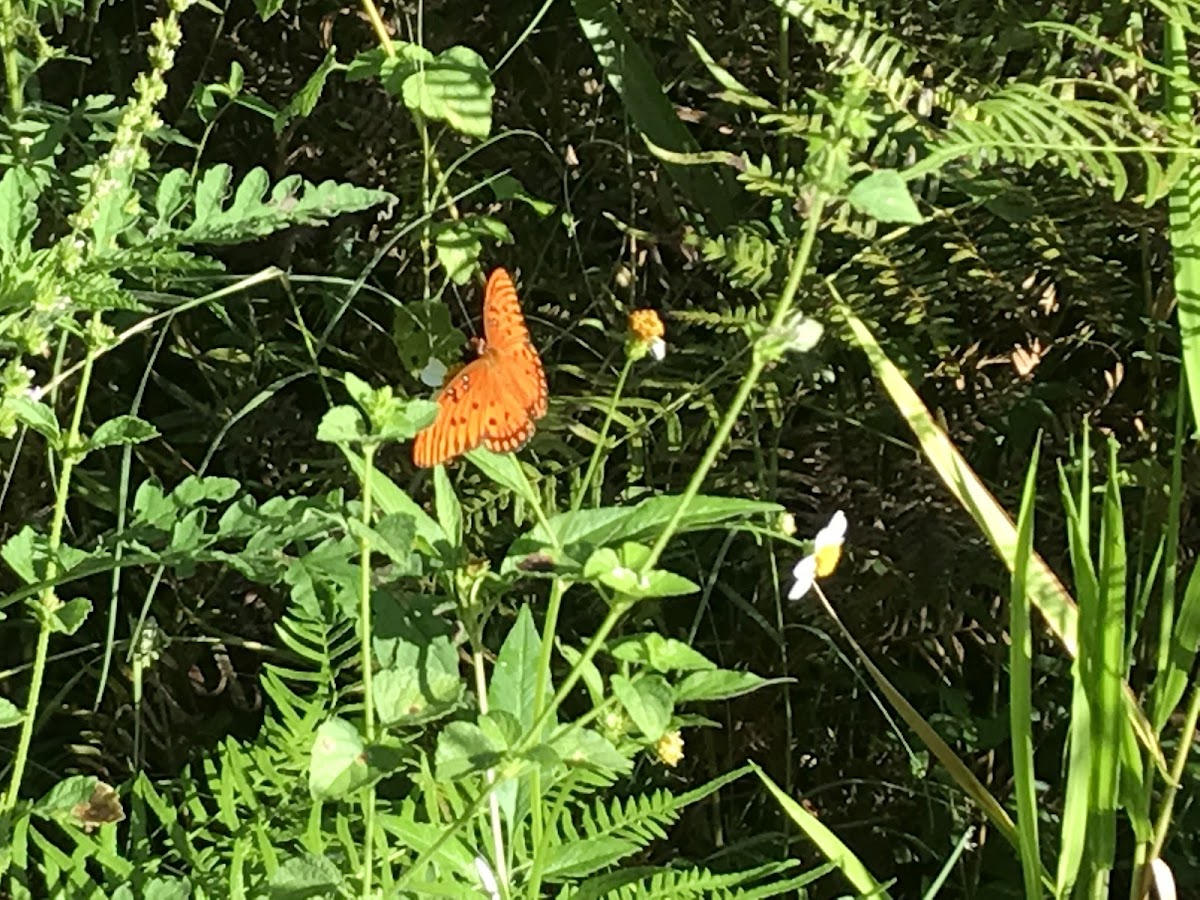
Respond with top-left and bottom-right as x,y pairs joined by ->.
412,268 -> 548,467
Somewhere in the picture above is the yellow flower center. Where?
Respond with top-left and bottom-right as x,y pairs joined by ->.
628,308 -> 665,343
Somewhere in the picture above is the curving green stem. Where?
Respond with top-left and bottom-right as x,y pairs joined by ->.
3,313 -> 101,812
639,190 -> 829,575
357,443 -> 378,897
572,355 -> 634,513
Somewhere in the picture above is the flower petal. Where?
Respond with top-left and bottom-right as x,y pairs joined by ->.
789,555 -> 817,600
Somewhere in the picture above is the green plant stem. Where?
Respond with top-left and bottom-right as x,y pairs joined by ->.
0,0 -> 23,117
640,190 -> 828,575
3,314 -> 100,813
357,443 -> 378,897
572,355 -> 634,513
526,577 -> 568,895
470,636 -> 509,890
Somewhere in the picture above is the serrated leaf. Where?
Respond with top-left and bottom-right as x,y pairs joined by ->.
489,606 -> 547,735
847,169 -> 924,224
32,775 -> 97,820
401,46 -> 495,138
51,597 -> 92,635
0,167 -> 41,257
88,415 -> 160,451
183,166 -> 394,244
316,405 -> 367,444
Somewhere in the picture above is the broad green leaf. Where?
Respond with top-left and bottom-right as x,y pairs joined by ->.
583,544 -> 699,599
542,836 -> 639,881
341,448 -> 445,551
432,216 -> 512,284
142,877 -> 192,900
611,674 -> 672,741
8,396 -> 61,445
571,0 -> 736,229
435,721 -> 503,780
676,669 -> 778,703
467,448 -> 538,503
402,46 -> 495,138
372,593 -> 463,725
268,854 -> 344,898
309,717 -> 370,801
0,697 -> 21,728
0,167 -> 41,256
88,415 -> 159,451
489,606 -> 547,735
608,634 -> 715,672
1,527 -> 38,584
847,169 -> 924,224
550,728 -> 631,774
316,405 -> 367,444
51,597 -> 92,635
32,775 -> 98,820
1154,562 -> 1200,726
342,372 -> 374,410
506,495 -> 780,570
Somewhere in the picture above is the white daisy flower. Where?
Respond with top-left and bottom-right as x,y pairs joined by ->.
789,510 -> 847,600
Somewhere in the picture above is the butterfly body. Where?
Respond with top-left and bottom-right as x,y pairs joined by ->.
412,268 -> 547,467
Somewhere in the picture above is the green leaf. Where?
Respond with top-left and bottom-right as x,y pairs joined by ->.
467,447 -> 538,503
401,46 -> 495,138
143,878 -> 193,900
435,721 -> 503,780
550,727 -> 631,774
432,216 -> 512,284
268,854 -> 345,899
491,174 -> 555,217
611,673 -> 672,741
0,698 -> 21,728
275,46 -> 339,135
172,475 -> 240,507
372,593 -> 464,725
309,717 -> 371,801
1,526 -> 38,583
181,165 -> 395,244
8,396 -> 61,445
0,167 -> 41,257
433,465 -> 462,547
847,169 -> 924,224
51,597 -> 92,635
582,544 -> 699,599
488,606 -> 548,736
316,405 -> 367,444
32,775 -> 98,821
542,836 -> 640,881
88,415 -> 160,451
675,669 -> 778,703
341,448 -> 445,552
507,495 -> 780,570
608,634 -> 715,672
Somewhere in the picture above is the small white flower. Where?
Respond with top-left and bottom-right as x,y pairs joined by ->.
649,337 -> 666,361
473,856 -> 501,900
420,358 -> 448,387
788,510 -> 846,600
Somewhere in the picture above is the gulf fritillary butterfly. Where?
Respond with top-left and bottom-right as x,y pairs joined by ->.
412,267 -> 548,467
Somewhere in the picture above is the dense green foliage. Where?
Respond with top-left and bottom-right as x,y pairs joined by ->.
2,0 -> 1200,897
